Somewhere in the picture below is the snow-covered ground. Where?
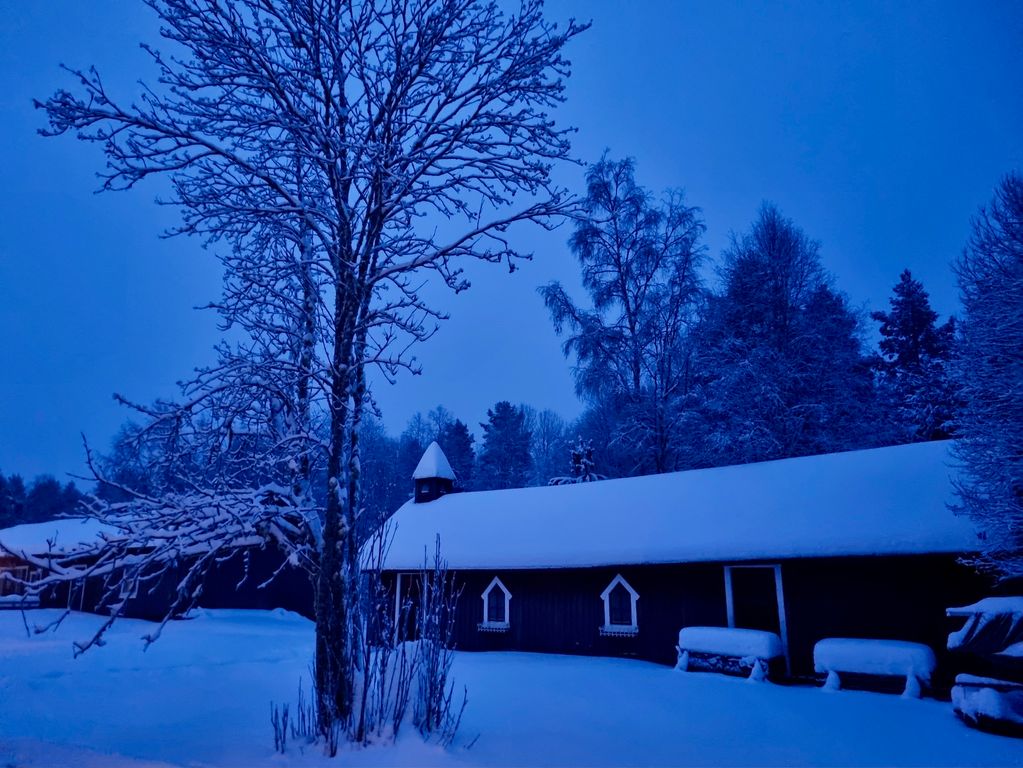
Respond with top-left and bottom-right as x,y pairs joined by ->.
1,610 -> 1020,767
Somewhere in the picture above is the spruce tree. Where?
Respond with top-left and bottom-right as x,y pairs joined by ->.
549,438 -> 606,484
871,270 -> 956,441
436,420 -> 475,490
477,402 -> 533,490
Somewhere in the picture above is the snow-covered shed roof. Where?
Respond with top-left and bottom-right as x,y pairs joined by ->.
0,518 -> 116,559
382,441 -> 980,570
413,441 -> 456,481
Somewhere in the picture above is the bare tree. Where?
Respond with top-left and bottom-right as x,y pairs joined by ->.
36,0 -> 586,743
522,406 -> 568,484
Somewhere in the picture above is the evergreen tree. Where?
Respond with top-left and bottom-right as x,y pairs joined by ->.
549,438 -> 606,484
953,172 -> 1023,578
357,415 -> 404,536
396,412 -> 433,496
0,473 -> 10,528
477,402 -> 533,490
61,482 -> 84,517
698,203 -> 877,465
871,270 -> 956,441
6,475 -> 26,526
25,476 -> 67,524
436,419 -> 475,490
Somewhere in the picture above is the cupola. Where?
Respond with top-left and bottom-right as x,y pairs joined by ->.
412,441 -> 456,503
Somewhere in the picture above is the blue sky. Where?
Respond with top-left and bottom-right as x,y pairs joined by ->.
0,1 -> 1020,481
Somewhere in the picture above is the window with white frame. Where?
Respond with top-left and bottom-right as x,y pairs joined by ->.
118,574 -> 139,601
600,574 -> 639,636
478,576 -> 511,632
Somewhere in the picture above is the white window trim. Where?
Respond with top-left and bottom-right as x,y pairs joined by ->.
600,573 -> 639,636
723,564 -> 790,675
479,576 -> 511,632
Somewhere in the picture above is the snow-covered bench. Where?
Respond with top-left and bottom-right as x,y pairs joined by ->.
0,594 -> 39,610
813,638 -> 936,698
952,674 -> 1023,735
676,626 -> 783,682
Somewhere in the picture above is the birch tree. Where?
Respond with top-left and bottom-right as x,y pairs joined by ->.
540,156 -> 705,474
36,0 -> 585,741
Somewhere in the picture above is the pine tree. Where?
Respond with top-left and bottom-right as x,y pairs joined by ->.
477,402 -> 533,490
871,270 -> 956,441
953,172 -> 1023,578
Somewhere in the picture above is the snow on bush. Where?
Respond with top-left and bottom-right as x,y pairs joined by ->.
813,639 -> 936,697
677,627 -> 783,660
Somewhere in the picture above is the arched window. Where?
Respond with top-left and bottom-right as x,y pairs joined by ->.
479,576 -> 511,632
600,574 -> 639,636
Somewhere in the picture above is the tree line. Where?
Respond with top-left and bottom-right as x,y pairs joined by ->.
0,472 -> 84,529
0,158 -> 986,569
49,157 -> 962,534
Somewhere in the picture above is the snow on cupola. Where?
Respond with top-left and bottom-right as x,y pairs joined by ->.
412,441 -> 456,503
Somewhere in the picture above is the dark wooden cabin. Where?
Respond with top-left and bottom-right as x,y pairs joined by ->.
0,518 -> 312,620
381,441 -> 986,684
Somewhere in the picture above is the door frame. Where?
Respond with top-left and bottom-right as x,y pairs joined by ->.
392,571 -> 421,643
724,563 -> 790,675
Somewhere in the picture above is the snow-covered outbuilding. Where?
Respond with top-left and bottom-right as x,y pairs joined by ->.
381,440 -> 987,680
0,519 -> 114,609
0,518 -> 312,619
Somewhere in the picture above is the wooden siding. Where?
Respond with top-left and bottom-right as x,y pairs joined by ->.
384,554 -> 989,682
13,543 -> 313,621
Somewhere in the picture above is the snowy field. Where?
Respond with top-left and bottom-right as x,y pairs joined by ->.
1,610 -> 1020,767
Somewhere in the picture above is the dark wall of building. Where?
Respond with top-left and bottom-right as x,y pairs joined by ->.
34,543 -> 313,621
198,545 -> 313,619
387,554 -> 989,681
441,564 -> 727,665
782,554 -> 988,685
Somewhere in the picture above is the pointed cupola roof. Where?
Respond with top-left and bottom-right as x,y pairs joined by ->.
413,441 -> 456,481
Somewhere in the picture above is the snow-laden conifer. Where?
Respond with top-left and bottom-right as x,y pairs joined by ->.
953,172 -> 1023,579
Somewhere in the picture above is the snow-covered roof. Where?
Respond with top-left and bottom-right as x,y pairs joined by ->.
383,441 -> 980,570
0,518 -> 116,559
412,441 -> 456,481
